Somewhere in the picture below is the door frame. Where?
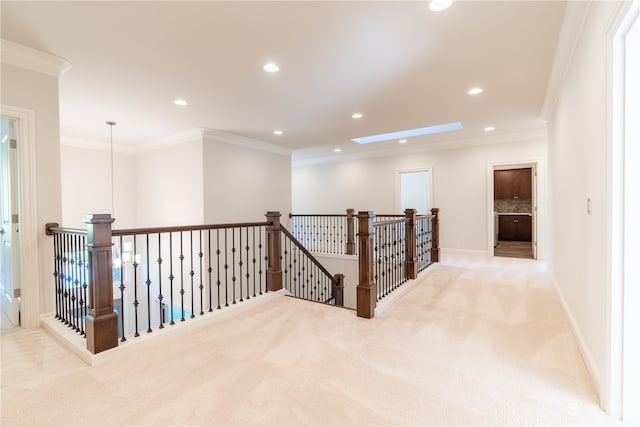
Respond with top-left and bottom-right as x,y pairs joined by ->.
395,167 -> 433,215
0,105 -> 39,328
606,0 -> 640,420
487,159 -> 544,260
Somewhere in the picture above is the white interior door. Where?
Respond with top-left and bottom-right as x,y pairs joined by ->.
1,117 -> 20,326
399,170 -> 431,214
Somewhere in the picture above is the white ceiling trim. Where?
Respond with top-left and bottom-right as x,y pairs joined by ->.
61,135 -> 137,154
1,39 -> 71,77
133,128 -> 205,154
292,129 -> 548,168
540,2 -> 592,120
202,128 -> 293,157
62,127 -> 293,157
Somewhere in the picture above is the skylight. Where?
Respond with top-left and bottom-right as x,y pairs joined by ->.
352,122 -> 463,144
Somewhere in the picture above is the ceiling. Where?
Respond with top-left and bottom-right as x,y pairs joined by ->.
1,1 -> 566,159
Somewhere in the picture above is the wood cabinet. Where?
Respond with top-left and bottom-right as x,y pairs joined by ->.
494,168 -> 532,200
498,215 -> 532,242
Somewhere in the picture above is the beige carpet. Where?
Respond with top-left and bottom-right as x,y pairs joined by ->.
0,255 -> 623,426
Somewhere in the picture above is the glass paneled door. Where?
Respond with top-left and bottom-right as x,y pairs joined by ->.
0,117 -> 21,326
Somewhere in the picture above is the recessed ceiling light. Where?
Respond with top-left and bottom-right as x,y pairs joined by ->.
399,139 -> 407,144
352,122 -> 463,144
273,130 -> 283,135
174,99 -> 188,106
352,113 -> 363,119
334,148 -> 342,153
263,63 -> 279,73
484,126 -> 495,132
468,87 -> 483,95
429,0 -> 453,12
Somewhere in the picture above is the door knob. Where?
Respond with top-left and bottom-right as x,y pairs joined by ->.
0,228 -> 4,235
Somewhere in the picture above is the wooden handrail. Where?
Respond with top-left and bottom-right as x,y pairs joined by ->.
280,225 -> 335,280
373,218 -> 409,227
112,221 -> 270,236
45,223 -> 87,236
289,214 -> 347,217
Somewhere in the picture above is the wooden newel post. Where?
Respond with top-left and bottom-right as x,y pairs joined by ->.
356,211 -> 376,318
431,208 -> 440,263
346,209 -> 356,255
405,209 -> 418,280
84,214 -> 118,354
266,211 -> 283,292
332,273 -> 344,306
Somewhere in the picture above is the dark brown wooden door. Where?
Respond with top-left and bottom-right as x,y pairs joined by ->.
514,215 -> 532,241
498,215 -> 531,241
498,215 -> 516,240
513,168 -> 532,199
494,170 -> 514,200
494,168 -> 532,200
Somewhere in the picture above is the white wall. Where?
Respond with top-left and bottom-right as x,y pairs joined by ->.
546,0 -> 620,405
293,138 -> 546,257
203,135 -> 292,223
60,131 -> 293,228
60,145 -> 136,228
0,62 -> 62,323
135,139 -> 204,227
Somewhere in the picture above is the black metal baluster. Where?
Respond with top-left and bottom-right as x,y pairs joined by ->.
64,233 -> 71,326
285,236 -> 290,293
258,227 -> 263,294
312,217 -> 317,252
238,227 -> 243,302
216,229 -> 221,309
245,227 -> 250,300
333,217 -> 337,253
374,229 -> 379,300
252,227 -> 257,298
189,231 -> 195,318
145,234 -> 152,333
224,228 -> 229,306
169,232 -> 175,325
157,233 -> 164,329
232,228 -> 237,304
208,229 -> 213,312
293,242 -> 299,297
305,255 -> 311,300
180,232 -> 186,322
199,230 -> 204,315
59,233 -> 66,324
392,224 -> 397,291
133,235 -> 140,337
119,235 -> 127,341
53,233 -> 60,320
72,234 -> 79,332
81,235 -> 87,336
387,225 -> 392,295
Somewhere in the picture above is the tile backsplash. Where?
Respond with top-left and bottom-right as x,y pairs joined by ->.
494,199 -> 532,213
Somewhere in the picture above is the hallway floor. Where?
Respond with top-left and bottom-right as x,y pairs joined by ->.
0,255 -> 623,426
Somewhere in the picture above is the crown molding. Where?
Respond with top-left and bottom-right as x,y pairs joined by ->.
540,1 -> 592,120
133,128 -> 204,154
1,39 -> 71,77
61,136 -> 136,154
202,128 -> 293,157
61,127 -> 293,157
292,129 -> 547,168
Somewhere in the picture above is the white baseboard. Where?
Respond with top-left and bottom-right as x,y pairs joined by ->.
440,248 -> 489,257
549,275 -> 601,395
41,290 -> 286,366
